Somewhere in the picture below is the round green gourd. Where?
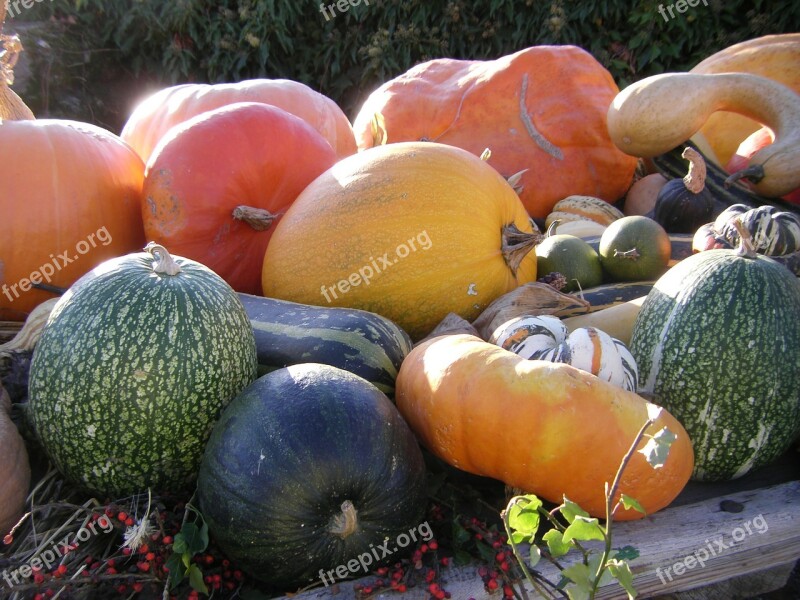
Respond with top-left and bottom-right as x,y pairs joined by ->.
27,244 -> 257,497
196,363 -> 428,589
630,232 -> 800,481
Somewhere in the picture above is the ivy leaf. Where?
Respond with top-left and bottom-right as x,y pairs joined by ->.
172,532 -> 188,556
452,521 -> 471,547
619,494 -> 646,515
560,497 -> 590,524
528,544 -> 541,568
607,558 -> 637,599
639,427 -> 677,469
562,563 -> 592,590
511,530 -> 529,545
562,516 -> 606,543
542,529 -> 572,558
164,553 -> 185,590
188,563 -> 209,594
508,498 -> 541,537
180,522 -> 208,556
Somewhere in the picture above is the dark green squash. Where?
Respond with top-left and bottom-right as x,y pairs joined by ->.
196,363 -> 428,590
237,293 -> 412,396
631,224 -> 800,480
27,244 -> 257,497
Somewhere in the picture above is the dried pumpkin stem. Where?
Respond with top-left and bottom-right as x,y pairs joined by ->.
0,11 -> 35,121
328,500 -> 359,539
731,218 -> 758,259
145,243 -> 182,276
501,222 -> 543,275
232,205 -> 279,231
0,298 -> 59,359
681,147 -> 707,194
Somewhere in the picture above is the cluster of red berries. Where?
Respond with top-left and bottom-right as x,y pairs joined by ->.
460,516 -> 518,598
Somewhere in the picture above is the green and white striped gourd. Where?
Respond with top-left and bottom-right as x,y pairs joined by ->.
28,244 -> 257,497
491,315 -> 638,392
630,224 -> 800,480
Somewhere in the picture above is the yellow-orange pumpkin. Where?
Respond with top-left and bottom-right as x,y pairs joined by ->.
352,46 -> 638,219
691,33 -> 800,165
396,334 -> 694,520
261,142 -> 540,341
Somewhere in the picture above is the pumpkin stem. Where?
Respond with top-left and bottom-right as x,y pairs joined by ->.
328,500 -> 359,539
544,220 -> 560,237
0,11 -> 35,121
501,223 -> 544,275
731,218 -> 758,259
145,243 -> 182,275
613,248 -> 640,260
680,147 -> 707,194
232,205 -> 280,232
724,164 -> 765,188
506,169 -> 528,195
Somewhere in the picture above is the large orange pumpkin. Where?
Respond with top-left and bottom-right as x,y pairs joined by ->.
351,46 -> 637,219
691,34 -> 800,165
121,79 -> 357,164
261,142 -> 540,341
143,102 -> 338,295
396,334 -> 694,520
0,119 -> 145,320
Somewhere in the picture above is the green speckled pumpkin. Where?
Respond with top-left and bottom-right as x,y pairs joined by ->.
27,244 -> 257,497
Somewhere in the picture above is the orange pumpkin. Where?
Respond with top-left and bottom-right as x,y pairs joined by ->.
691,33 -> 800,165
396,334 -> 694,520
121,79 -> 357,164
0,381 -> 30,537
0,119 -> 146,320
143,102 -> 338,295
352,46 -> 637,219
261,142 -> 540,340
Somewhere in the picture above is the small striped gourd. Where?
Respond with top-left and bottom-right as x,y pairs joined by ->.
28,244 -> 257,497
631,228 -> 800,480
491,315 -> 638,392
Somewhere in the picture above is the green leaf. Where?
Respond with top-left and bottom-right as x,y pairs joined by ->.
188,563 -> 209,594
508,501 -> 541,536
511,530 -> 530,545
562,516 -> 606,543
528,544 -> 541,568
562,562 -> 592,589
619,494 -> 646,515
607,558 -> 637,599
560,497 -> 590,524
542,529 -> 572,558
172,532 -> 188,556
566,587 -> 591,600
639,427 -> 677,469
452,521 -> 471,547
164,553 -> 186,590
613,545 -> 640,561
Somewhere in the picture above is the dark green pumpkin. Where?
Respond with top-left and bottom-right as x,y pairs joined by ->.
237,293 -> 412,396
630,239 -> 800,480
27,244 -> 257,497
652,147 -> 714,234
196,363 -> 428,589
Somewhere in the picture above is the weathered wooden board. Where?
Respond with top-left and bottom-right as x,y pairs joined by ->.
278,479 -> 800,599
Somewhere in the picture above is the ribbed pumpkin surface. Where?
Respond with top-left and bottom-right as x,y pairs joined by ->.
261,142 -> 538,341
631,249 -> 800,480
28,251 -> 257,497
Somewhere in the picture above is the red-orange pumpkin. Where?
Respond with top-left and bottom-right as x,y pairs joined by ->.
726,126 -> 800,205
142,102 -> 338,295
0,119 -> 146,320
121,79 -> 357,164
352,46 -> 638,219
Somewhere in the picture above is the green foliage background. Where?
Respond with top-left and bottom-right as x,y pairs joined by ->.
6,0 -> 799,132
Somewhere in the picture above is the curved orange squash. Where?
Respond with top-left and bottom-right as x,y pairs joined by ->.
121,78 -> 357,164
142,102 -> 338,295
396,334 -> 694,520
691,34 -> 800,165
261,142 -> 539,341
352,46 -> 637,219
0,119 -> 145,320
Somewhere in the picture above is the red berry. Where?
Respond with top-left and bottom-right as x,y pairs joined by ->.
428,583 -> 439,594
362,587 -> 373,595
33,595 -> 44,600
396,584 -> 407,593
2,534 -> 12,545
487,578 -> 499,591
138,544 -> 149,554
106,567 -> 117,575
478,566 -> 489,578
500,561 -> 510,572
122,547 -> 132,556
125,518 -> 135,527
222,559 -> 230,568
133,583 -> 144,593
117,511 -> 128,522
496,552 -> 506,562
145,552 -> 156,561
137,561 -> 150,572
435,591 -> 446,600
33,573 -> 45,584
429,540 -> 439,550
420,543 -> 429,553
440,557 -> 450,567
55,565 -> 67,577
204,554 -> 214,565
474,533 -> 483,541
162,535 -> 173,545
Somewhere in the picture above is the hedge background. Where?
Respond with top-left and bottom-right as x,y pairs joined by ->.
6,0 -> 800,133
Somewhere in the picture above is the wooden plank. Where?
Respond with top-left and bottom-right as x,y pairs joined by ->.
277,480 -> 800,599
